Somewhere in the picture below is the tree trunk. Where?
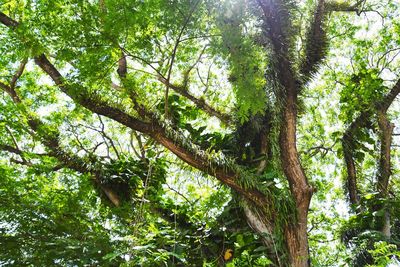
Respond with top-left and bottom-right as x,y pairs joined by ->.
243,206 -> 308,266
284,215 -> 310,267
279,93 -> 313,267
243,199 -> 311,266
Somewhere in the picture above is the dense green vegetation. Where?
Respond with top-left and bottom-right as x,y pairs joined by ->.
0,0 -> 399,266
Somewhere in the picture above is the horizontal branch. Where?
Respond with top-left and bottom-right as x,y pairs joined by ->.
325,0 -> 366,13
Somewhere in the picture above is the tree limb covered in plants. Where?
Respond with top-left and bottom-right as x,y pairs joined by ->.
300,0 -> 327,82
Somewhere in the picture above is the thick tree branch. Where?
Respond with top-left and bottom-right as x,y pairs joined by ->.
117,51 -> 127,79
374,109 -> 394,238
377,79 -> 400,112
342,133 -> 360,206
0,12 -> 18,27
0,144 -> 24,155
255,2 -> 312,204
256,0 -> 313,208
36,54 -> 268,206
342,111 -> 372,206
255,2 -> 313,265
0,80 -> 21,102
300,0 -> 327,82
256,0 -> 299,95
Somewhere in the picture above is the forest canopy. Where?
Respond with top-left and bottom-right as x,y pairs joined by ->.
0,0 -> 400,266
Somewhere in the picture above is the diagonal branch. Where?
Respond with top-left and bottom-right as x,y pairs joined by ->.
377,79 -> 400,112
301,0 -> 367,82
0,12 -> 18,27
10,59 -> 28,89
36,54 -> 267,206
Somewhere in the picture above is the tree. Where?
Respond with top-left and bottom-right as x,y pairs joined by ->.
0,0 -> 399,266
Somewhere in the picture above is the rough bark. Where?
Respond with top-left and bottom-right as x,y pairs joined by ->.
342,112 -> 372,207
341,80 -> 399,240
376,112 -> 394,196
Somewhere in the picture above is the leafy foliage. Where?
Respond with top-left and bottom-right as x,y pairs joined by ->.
0,0 -> 400,266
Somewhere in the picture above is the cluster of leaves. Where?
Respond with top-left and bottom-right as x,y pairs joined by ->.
0,164 -> 125,266
212,0 -> 268,122
339,67 -> 386,123
340,193 -> 400,266
99,156 -> 167,203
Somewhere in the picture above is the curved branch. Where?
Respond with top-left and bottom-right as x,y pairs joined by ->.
38,53 -> 267,206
